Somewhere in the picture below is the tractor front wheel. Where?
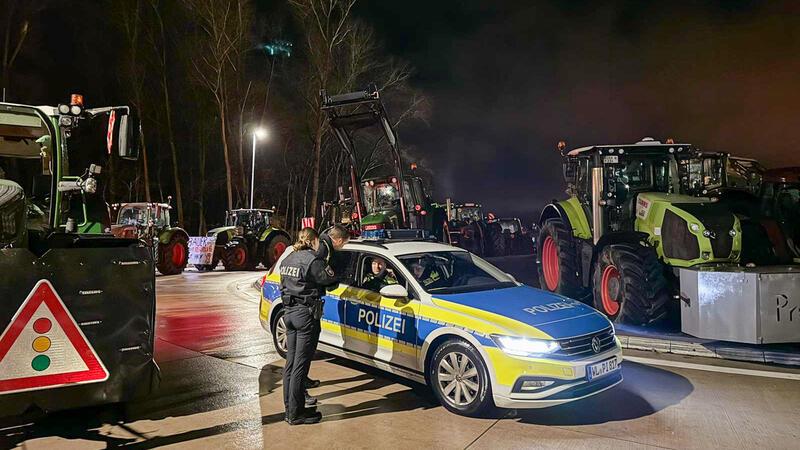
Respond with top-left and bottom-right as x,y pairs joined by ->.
157,233 -> 189,275
592,243 -> 671,325
537,218 -> 587,299
222,242 -> 251,271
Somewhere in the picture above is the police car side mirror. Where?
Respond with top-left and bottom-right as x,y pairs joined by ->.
380,284 -> 409,299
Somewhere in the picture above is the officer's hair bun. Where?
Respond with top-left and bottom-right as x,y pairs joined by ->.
293,227 -> 319,251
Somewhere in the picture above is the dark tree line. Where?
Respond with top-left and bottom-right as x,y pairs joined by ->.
2,0 -> 429,235
109,0 -> 430,234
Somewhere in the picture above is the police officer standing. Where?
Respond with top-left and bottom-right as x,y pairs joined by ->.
280,227 -> 339,425
304,225 -> 350,392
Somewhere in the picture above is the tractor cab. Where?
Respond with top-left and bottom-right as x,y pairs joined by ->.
681,152 -> 764,198
226,208 -> 272,235
115,203 -> 171,228
360,175 -> 438,236
563,138 -> 690,234
451,203 -> 484,223
111,202 -> 189,275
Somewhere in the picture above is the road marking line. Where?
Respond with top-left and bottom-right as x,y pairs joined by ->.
625,355 -> 800,380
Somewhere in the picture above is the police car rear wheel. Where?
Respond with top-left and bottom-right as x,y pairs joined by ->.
430,340 -> 492,416
272,309 -> 288,358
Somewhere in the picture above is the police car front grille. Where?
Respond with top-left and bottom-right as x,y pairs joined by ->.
555,327 -> 615,357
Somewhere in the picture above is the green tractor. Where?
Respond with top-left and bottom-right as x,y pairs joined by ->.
358,173 -> 446,239
321,84 -> 446,240
201,208 -> 291,271
537,138 -> 746,325
111,202 -> 189,275
1,96 -> 159,415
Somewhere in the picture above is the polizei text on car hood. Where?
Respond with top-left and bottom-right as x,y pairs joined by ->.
433,286 -> 611,339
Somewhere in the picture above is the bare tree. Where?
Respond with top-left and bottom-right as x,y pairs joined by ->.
184,0 -> 251,211
113,0 -> 152,202
289,0 -> 357,221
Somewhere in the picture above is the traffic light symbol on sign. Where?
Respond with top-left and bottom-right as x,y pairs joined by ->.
31,318 -> 52,372
0,280 -> 109,395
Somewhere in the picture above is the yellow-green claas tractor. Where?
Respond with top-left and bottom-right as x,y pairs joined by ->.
537,138 -> 744,325
201,208 -> 290,271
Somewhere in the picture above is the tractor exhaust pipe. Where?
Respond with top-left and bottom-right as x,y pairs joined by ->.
591,167 -> 604,244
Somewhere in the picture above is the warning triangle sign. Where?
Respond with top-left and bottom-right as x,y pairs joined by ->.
0,280 -> 109,395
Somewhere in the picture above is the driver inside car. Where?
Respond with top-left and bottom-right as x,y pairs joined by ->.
362,257 -> 397,292
409,256 -> 442,288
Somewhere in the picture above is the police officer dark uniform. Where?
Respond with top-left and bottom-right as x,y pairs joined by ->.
304,225 -> 350,391
280,228 -> 338,425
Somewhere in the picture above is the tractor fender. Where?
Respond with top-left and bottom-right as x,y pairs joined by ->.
539,199 -> 592,240
206,226 -> 236,246
258,227 -> 291,243
158,227 -> 189,244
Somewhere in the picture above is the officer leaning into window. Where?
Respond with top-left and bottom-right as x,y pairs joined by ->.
280,227 -> 340,425
304,224 -> 350,390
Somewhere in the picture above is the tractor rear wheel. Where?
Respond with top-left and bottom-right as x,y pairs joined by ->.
537,218 -> 587,299
157,233 -> 189,275
263,235 -> 290,269
222,241 -> 251,271
592,243 -> 671,325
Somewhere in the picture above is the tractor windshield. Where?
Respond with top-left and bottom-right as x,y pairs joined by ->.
456,206 -> 483,222
613,157 -> 672,193
229,210 -> 269,229
363,182 -> 400,213
117,205 -> 169,227
0,105 -> 52,229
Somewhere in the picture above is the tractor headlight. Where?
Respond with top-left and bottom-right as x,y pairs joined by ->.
70,104 -> 82,116
689,223 -> 701,232
491,335 -> 560,357
58,104 -> 70,114
729,229 -> 737,237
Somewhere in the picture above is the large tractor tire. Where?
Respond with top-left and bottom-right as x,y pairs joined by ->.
537,218 -> 587,299
592,243 -> 671,325
157,233 -> 189,275
263,235 -> 290,269
222,241 -> 251,271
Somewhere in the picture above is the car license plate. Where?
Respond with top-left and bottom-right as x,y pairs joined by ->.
603,155 -> 619,164
587,358 -> 619,381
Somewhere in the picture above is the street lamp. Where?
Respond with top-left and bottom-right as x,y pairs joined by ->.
251,127 -> 268,209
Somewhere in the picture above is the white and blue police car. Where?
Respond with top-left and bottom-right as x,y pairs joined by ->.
260,239 -> 622,416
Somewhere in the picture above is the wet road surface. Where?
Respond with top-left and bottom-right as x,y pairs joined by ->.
2,269 -> 799,449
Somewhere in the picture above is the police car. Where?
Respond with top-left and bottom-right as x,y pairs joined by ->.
259,239 -> 622,416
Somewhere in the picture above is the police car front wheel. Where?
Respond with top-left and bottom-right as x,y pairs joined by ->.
430,339 -> 493,416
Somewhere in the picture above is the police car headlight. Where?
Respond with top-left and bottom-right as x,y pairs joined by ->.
491,335 -> 560,357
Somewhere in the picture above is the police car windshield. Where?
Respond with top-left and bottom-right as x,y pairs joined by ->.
397,251 -> 516,294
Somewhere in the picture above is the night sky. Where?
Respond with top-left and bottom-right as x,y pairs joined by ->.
356,0 -> 800,221
11,0 -> 800,222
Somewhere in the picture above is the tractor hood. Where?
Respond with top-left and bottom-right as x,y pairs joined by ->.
361,210 -> 398,227
433,285 -> 611,340
207,225 -> 236,237
635,192 -> 741,264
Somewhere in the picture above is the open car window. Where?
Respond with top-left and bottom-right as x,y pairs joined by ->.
356,253 -> 408,294
397,251 -> 516,295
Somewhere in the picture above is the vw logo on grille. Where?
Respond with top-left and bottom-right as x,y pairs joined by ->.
591,336 -> 602,353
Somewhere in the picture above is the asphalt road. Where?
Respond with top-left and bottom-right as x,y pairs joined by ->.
2,268 -> 799,449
